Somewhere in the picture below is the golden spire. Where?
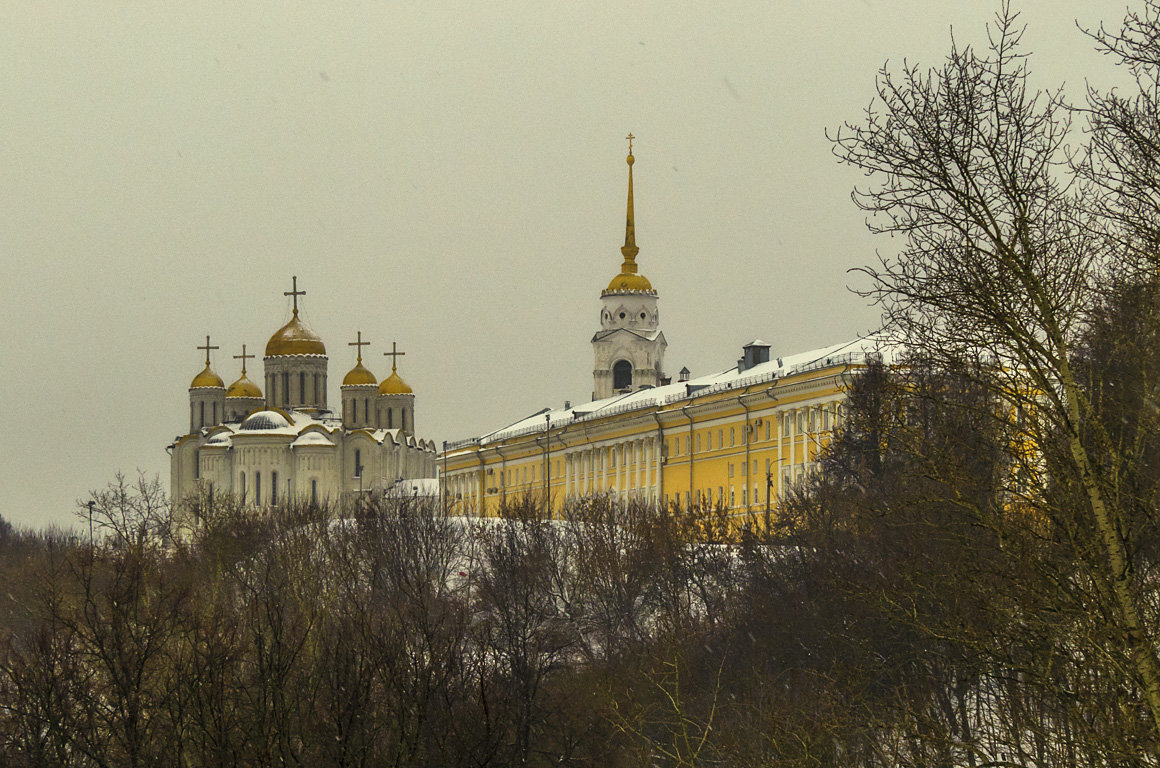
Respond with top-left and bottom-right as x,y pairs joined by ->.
621,133 -> 639,271
603,134 -> 655,295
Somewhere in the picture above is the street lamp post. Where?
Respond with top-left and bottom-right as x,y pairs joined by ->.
544,413 -> 551,513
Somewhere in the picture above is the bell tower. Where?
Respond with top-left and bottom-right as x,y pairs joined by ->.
592,135 -> 667,400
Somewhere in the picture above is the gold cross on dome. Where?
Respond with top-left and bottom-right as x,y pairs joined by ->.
348,331 -> 370,363
197,335 -> 219,366
384,341 -> 405,371
626,132 -> 634,154
233,344 -> 255,375
284,275 -> 306,315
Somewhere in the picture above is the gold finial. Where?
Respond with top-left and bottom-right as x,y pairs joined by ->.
621,133 -> 639,269
349,331 -> 370,363
233,344 -> 255,376
384,341 -> 405,373
197,335 -> 219,367
284,275 -> 306,316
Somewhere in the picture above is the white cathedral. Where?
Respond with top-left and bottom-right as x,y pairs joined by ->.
168,279 -> 438,516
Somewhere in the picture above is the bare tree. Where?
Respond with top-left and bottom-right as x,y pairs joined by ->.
831,1 -> 1160,745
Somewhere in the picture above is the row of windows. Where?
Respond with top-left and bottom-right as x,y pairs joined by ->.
668,404 -> 840,458
238,471 -> 320,506
663,462 -> 817,511
191,400 -> 220,431
346,399 -> 408,430
267,371 -> 326,406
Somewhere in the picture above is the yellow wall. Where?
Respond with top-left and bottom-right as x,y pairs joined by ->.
442,361 -> 855,522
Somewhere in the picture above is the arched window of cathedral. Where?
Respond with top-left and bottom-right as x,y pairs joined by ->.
314,374 -> 320,404
311,479 -> 318,506
299,372 -> 306,404
613,360 -> 632,390
240,472 -> 246,502
255,472 -> 262,506
212,401 -> 218,424
352,399 -> 357,422
388,410 -> 394,429
402,409 -> 407,432
199,401 -> 205,428
282,373 -> 290,405
272,472 -> 278,505
355,449 -> 362,477
190,403 -> 195,433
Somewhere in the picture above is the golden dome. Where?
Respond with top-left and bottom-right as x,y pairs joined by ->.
606,271 -> 654,293
226,373 -> 262,399
190,363 -> 225,389
265,313 -> 326,357
343,361 -> 378,387
378,370 -> 413,395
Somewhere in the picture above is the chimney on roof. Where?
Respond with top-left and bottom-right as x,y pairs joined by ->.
738,339 -> 771,373
564,400 -> 571,410
678,366 -> 690,382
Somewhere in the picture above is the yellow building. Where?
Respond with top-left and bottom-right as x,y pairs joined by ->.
441,142 -> 873,521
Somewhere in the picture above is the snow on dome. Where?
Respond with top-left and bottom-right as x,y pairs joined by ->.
239,410 -> 292,431
291,431 -> 334,448
205,431 -> 232,445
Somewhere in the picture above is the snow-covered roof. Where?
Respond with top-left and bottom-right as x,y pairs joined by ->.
239,410 -> 293,431
290,431 -> 334,448
448,335 -> 886,451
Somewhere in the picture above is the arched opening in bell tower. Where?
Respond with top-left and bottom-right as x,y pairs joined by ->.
613,360 -> 633,391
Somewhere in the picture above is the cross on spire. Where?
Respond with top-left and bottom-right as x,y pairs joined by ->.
626,132 -> 635,155
349,331 -> 370,363
197,335 -> 219,367
284,275 -> 306,316
233,344 -> 255,375
384,341 -> 405,372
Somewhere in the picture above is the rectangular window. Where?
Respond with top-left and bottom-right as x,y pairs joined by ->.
718,429 -> 723,448
272,472 -> 278,505
282,373 -> 290,405
255,472 -> 262,506
311,479 -> 318,505
742,489 -> 748,505
797,411 -> 805,433
765,420 -> 771,441
728,463 -> 735,479
730,428 -> 735,446
696,433 -> 701,452
782,415 -> 790,437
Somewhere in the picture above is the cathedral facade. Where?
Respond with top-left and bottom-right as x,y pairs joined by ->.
169,281 -> 437,520
441,141 -> 874,520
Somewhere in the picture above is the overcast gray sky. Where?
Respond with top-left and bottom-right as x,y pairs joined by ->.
0,1 -> 1132,529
